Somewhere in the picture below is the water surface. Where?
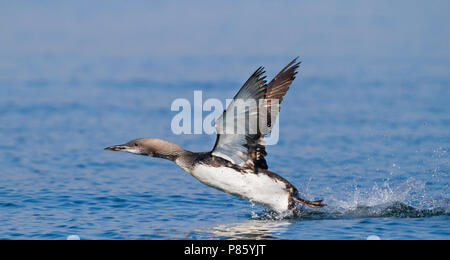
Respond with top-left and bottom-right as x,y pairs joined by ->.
0,57 -> 449,240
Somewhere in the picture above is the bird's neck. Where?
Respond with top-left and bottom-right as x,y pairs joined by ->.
152,149 -> 191,162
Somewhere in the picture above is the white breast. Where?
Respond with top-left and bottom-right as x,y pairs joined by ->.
187,164 -> 290,213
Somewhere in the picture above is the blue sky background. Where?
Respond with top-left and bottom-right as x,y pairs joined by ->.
1,0 -> 449,82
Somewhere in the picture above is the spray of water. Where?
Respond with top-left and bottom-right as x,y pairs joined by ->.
252,177 -> 449,220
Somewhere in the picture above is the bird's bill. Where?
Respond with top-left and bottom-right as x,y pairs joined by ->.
104,144 -> 130,151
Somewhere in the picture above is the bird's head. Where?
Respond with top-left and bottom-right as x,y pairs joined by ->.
104,138 -> 185,160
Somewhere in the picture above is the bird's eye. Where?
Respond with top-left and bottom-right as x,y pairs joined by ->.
134,143 -> 138,147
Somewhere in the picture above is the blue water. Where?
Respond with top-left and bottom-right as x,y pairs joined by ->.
0,57 -> 449,240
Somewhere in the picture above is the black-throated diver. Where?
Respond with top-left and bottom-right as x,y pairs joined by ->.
105,58 -> 325,215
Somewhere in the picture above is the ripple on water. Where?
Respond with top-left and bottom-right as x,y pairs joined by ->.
0,57 -> 449,239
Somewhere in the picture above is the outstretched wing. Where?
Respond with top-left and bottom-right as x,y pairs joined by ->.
211,67 -> 267,165
211,58 -> 301,171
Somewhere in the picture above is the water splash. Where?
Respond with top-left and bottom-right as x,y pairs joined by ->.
332,178 -> 424,210
255,177 -> 449,220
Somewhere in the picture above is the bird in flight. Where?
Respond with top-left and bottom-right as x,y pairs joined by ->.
105,57 -> 325,216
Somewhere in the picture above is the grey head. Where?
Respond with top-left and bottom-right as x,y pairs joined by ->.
104,138 -> 187,161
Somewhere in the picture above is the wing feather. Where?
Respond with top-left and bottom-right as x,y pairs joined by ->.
212,58 -> 301,171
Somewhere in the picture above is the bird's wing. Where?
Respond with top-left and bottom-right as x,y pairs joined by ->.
211,58 -> 301,171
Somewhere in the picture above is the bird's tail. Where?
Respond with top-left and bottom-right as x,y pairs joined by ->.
293,196 -> 326,208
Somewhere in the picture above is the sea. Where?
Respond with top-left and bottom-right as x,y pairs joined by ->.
0,56 -> 449,239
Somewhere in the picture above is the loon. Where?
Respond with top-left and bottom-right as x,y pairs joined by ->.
105,58 -> 326,215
